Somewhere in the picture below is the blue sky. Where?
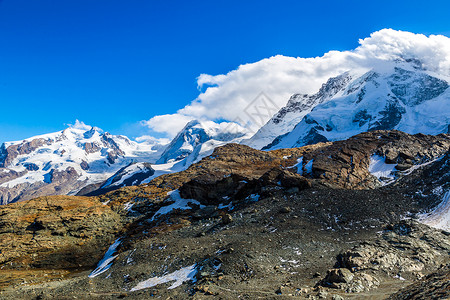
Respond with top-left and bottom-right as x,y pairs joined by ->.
0,0 -> 449,143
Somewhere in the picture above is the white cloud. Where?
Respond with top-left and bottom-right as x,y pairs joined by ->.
135,135 -> 171,145
143,29 -> 450,137
143,114 -> 195,137
67,120 -> 92,131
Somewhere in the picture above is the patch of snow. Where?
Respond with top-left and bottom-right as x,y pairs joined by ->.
246,194 -> 260,202
369,155 -> 397,182
123,202 -> 134,212
130,264 -> 198,291
89,238 -> 122,278
218,202 -> 234,210
394,274 -> 406,281
291,157 -> 303,175
304,159 -> 313,175
213,263 -> 222,271
419,191 -> 450,231
149,190 -> 202,222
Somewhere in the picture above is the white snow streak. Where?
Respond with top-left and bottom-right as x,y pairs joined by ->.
89,238 -> 122,278
130,264 -> 197,291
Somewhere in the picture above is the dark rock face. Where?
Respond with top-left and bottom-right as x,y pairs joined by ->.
179,173 -> 252,205
23,163 -> 39,171
84,142 -> 101,154
101,134 -> 125,162
47,167 -> 79,184
179,166 -> 310,206
80,160 -> 90,171
259,167 -> 311,190
369,101 -> 405,131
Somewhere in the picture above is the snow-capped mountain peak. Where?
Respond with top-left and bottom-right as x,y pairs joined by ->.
157,120 -> 250,165
0,126 -> 165,204
243,71 -> 356,149
264,59 -> 449,150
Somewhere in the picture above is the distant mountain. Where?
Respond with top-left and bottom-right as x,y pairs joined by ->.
263,59 -> 450,150
157,120 -> 250,166
0,127 -> 165,204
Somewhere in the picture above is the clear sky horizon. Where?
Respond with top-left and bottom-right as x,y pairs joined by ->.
0,0 -> 449,143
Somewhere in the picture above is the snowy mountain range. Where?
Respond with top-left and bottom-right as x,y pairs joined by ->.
0,127 -> 164,204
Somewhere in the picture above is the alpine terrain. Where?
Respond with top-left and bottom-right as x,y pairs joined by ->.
0,30 -> 449,300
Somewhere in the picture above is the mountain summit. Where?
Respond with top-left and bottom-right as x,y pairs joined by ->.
261,59 -> 449,150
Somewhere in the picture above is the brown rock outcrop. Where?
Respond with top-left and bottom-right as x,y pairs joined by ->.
0,195 -> 123,287
298,130 -> 450,189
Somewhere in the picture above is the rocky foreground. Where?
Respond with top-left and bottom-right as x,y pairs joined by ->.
0,130 -> 448,299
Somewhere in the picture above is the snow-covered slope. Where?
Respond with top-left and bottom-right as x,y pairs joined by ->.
265,59 -> 450,150
0,127 -> 165,204
244,72 -> 355,149
157,120 -> 250,166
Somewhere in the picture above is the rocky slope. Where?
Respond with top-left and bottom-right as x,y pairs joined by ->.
0,130 -> 448,299
0,127 -> 165,204
264,59 -> 450,150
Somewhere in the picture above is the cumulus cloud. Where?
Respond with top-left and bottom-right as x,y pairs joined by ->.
143,29 -> 450,137
143,114 -> 195,137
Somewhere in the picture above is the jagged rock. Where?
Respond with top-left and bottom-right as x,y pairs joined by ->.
335,220 -> 450,275
84,141 -> 101,154
259,167 -> 311,190
324,268 -> 354,284
319,268 -> 379,292
80,160 -> 90,171
221,214 -> 233,224
23,163 -> 39,171
46,167 -> 79,184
